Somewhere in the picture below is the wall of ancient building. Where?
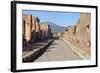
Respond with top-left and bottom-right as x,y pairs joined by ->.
76,13 -> 91,43
35,18 -> 40,42
31,16 -> 36,43
63,13 -> 91,49
23,14 -> 32,43
40,24 -> 51,40
23,15 -> 41,44
23,14 -> 52,45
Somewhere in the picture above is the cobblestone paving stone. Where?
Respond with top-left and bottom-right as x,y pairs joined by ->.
35,39 -> 81,62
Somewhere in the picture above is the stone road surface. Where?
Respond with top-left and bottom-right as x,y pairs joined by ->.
35,39 -> 81,62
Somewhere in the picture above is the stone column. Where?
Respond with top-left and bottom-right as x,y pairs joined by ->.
31,16 -> 36,43
35,17 -> 40,42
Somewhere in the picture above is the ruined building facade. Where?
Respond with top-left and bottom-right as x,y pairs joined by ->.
23,14 -> 32,44
75,13 -> 91,44
63,13 -> 91,47
63,13 -> 91,59
40,23 -> 52,40
23,14 -> 52,45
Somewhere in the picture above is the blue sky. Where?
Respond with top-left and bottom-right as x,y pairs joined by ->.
23,10 -> 80,27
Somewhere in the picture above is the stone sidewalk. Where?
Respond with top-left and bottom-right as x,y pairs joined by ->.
63,38 -> 90,59
22,39 -> 54,62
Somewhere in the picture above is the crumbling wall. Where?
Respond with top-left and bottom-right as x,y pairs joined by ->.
23,14 -> 32,43
76,13 -> 91,45
63,13 -> 91,59
40,24 -> 51,40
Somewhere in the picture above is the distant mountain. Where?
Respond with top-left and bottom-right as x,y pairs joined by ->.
40,22 -> 66,33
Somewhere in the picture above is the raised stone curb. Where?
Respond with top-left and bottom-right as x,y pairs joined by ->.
63,38 -> 90,60
23,39 -> 54,62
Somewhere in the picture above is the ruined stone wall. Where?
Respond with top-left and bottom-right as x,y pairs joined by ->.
23,15 -> 41,44
66,26 -> 76,34
31,16 -> 36,43
40,24 -> 51,40
23,14 -> 32,43
23,14 -> 52,44
32,16 -> 36,31
62,13 -> 91,59
63,13 -> 91,46
35,17 -> 40,41
76,13 -> 91,43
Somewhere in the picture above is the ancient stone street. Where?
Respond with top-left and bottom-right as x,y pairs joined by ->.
22,13 -> 91,62
35,39 -> 81,62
